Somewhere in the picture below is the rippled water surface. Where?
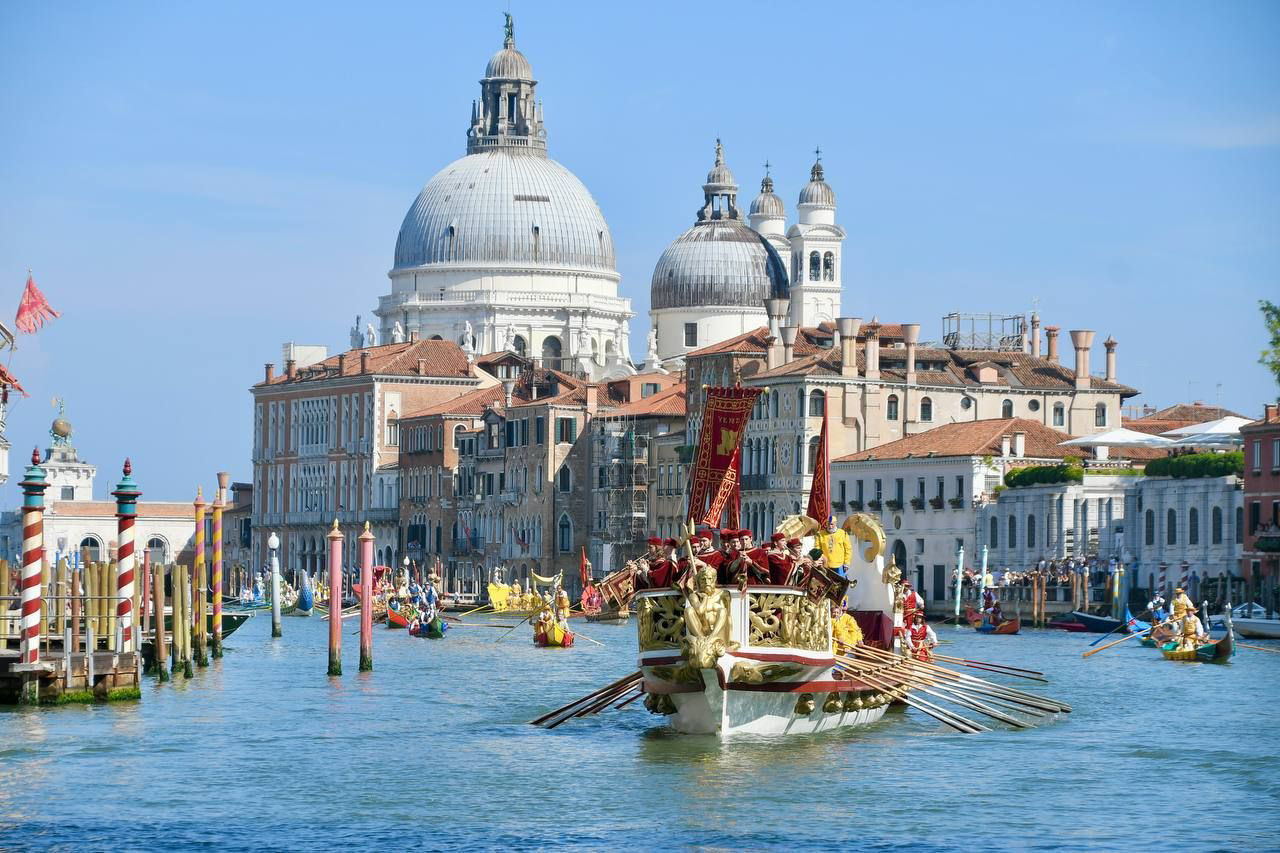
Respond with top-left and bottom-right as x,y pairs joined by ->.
2,613 -> 1278,851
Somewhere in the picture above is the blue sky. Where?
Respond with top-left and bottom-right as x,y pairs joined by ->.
1,1 -> 1277,501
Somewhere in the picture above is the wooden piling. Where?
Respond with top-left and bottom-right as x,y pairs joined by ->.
327,521 -> 343,677
40,556 -> 50,651
70,562 -> 81,654
192,489 -> 208,666
359,522 -> 374,672
152,559 -> 168,681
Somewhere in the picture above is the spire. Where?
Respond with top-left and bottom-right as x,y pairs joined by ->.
761,160 -> 774,194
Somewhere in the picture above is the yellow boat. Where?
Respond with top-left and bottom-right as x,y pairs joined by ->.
534,618 -> 574,648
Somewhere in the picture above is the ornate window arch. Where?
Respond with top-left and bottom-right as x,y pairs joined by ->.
1002,399 -> 1014,418
822,251 -> 835,281
557,514 -> 573,553
808,251 -> 820,281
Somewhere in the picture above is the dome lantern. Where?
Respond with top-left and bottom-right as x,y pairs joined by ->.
468,14 -> 545,155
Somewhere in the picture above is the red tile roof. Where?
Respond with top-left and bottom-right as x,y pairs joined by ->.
835,418 -> 1083,463
604,383 -> 688,418
403,384 -> 506,419
257,339 -> 476,386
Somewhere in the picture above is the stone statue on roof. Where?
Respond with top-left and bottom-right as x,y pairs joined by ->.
391,321 -> 405,344
350,315 -> 363,350
462,321 -> 475,353
646,329 -> 659,363
365,322 -> 378,348
502,324 -> 517,352
576,326 -> 592,356
612,324 -> 625,359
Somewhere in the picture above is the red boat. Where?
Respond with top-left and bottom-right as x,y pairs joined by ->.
387,603 -> 409,629
1049,620 -> 1089,633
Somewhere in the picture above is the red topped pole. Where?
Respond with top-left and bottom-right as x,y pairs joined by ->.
327,520 -> 343,677
359,522 -> 374,672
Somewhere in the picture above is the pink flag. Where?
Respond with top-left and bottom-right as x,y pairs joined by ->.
15,272 -> 60,334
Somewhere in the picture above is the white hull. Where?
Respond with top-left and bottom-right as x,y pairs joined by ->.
661,670 -> 891,735
1234,618 -> 1280,639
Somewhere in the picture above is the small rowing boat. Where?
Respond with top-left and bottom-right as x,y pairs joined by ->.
534,619 -> 574,648
1160,626 -> 1235,663
1068,610 -> 1126,634
386,603 -> 409,629
410,614 -> 449,639
1139,622 -> 1177,648
976,616 -> 1020,635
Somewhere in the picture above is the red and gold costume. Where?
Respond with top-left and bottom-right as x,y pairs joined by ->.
907,618 -> 936,661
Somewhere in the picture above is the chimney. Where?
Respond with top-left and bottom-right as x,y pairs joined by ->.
1045,326 -> 1060,363
837,317 -> 861,377
217,471 -> 230,504
904,323 -> 920,386
360,351 -> 371,374
1000,434 -> 1011,458
264,363 -> 275,383
1104,336 -> 1117,382
585,383 -> 599,414
338,353 -> 347,375
502,378 -> 515,408
1263,402 -> 1278,423
863,322 -> 880,381
409,329 -> 419,343
766,298 -> 789,340
1069,329 -> 1095,390
1013,430 -> 1025,458
417,358 -> 428,376
1030,313 -> 1041,356
285,359 -> 297,380
780,326 -> 798,364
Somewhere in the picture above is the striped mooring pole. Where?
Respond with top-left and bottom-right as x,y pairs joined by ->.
111,459 -> 140,655
212,472 -> 228,658
192,488 -> 208,666
19,449 -> 49,704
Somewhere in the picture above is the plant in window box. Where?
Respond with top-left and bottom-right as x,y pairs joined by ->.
909,497 -> 925,511
848,500 -> 863,511
885,499 -> 903,511
948,497 -> 966,509
830,500 -> 846,512
929,496 -> 944,510
866,499 -> 882,511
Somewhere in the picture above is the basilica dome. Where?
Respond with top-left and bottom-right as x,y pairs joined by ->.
650,142 -> 789,311
393,151 -> 615,273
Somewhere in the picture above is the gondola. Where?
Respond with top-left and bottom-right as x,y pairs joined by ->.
1123,606 -> 1149,634
1067,610 -> 1126,633
386,602 -> 409,629
1160,625 -> 1235,663
976,616 -> 1020,635
295,573 -> 313,616
410,614 -> 449,639
1139,622 -> 1177,648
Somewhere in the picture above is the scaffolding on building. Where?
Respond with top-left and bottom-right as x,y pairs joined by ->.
942,313 -> 1026,351
595,415 -> 649,551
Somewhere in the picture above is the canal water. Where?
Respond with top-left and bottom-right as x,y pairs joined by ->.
2,613 -> 1278,851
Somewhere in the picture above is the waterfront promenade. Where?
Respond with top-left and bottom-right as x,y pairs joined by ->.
1,615 -> 1277,851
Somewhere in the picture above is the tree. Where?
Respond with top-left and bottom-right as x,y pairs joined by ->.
1261,300 -> 1280,388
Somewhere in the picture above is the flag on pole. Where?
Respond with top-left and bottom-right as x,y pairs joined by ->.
15,271 -> 60,334
685,387 -> 763,527
805,392 -> 830,523
579,546 -> 589,588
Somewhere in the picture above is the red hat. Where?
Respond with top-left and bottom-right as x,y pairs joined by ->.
718,528 -> 733,539
662,538 -> 677,547
698,534 -> 712,543
770,532 -> 786,543
903,580 -> 912,588
646,537 -> 662,547
787,538 -> 803,547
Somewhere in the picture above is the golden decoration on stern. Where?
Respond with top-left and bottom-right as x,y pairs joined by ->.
843,512 -> 886,562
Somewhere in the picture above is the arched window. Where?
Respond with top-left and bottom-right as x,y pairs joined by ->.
989,516 -> 999,548
1052,403 -> 1065,426
146,536 -> 168,564
1008,515 -> 1017,548
558,467 -> 571,493
1188,507 -> 1200,545
1145,509 -> 1155,545
794,436 -> 803,474
1095,403 -> 1107,427
1167,508 -> 1177,544
558,515 -> 572,553
80,535 -> 102,562
1236,506 -> 1244,543
822,251 -> 835,281
541,335 -> 562,366
1211,507 -> 1223,544
886,395 -> 899,421
809,390 -> 825,417
1001,399 -> 1014,418
920,397 -> 933,422
512,335 -> 527,358
809,251 -> 820,281
797,388 -> 806,417
808,436 -> 820,474
770,393 -> 779,418
1027,515 -> 1036,548
743,439 -> 753,477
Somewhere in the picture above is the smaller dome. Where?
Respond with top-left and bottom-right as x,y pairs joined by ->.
705,139 -> 736,189
485,44 -> 533,80
750,174 -> 784,217
799,160 -> 836,207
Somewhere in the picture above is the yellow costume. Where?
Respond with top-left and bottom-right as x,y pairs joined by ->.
1171,591 -> 1194,621
508,582 -> 521,610
832,612 -> 863,655
815,526 -> 852,569
555,588 -> 571,622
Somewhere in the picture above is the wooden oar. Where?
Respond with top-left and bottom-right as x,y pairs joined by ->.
545,675 -> 643,729
834,661 -> 986,734
570,628 -> 604,647
1086,608 -> 1151,647
494,610 -> 537,642
530,670 -> 642,726
837,654 -> 1028,728
1082,618 -> 1176,658
1238,642 -> 1280,654
457,602 -> 493,618
930,653 -> 1045,678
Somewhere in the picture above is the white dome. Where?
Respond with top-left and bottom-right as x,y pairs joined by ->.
485,46 -> 533,80
393,150 -> 616,273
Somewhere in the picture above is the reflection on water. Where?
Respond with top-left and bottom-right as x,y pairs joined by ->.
1,615 -> 1278,851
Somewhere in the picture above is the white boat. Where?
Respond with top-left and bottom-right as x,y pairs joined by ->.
1208,603 -> 1280,639
637,514 -> 901,737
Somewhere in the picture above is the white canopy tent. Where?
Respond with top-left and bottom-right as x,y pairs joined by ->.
1059,428 -> 1175,449
1160,416 -> 1252,437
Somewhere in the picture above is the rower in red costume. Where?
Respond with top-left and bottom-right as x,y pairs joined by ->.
901,580 -> 924,625
765,532 -> 792,585
716,529 -> 738,585
635,537 -> 663,589
725,529 -> 770,585
906,611 -> 937,661
648,538 -> 678,588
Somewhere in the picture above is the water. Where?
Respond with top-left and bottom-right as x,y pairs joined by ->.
2,614 -> 1278,852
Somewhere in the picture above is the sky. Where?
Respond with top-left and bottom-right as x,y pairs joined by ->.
0,0 -> 1277,503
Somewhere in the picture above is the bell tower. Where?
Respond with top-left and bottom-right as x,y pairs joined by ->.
787,148 -> 845,328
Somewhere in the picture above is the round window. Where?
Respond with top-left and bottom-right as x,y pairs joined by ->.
960,397 -> 973,410
1028,399 -> 1041,412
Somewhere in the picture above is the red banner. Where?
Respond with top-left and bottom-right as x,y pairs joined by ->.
806,392 -> 830,523
579,546 -> 589,588
686,387 -> 762,527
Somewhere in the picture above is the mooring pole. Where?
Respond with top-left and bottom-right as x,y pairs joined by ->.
18,449 -> 49,704
268,532 -> 282,638
112,459 -> 140,656
327,520 -> 343,677
192,488 -> 208,666
359,521 -> 374,672
212,472 -> 228,658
